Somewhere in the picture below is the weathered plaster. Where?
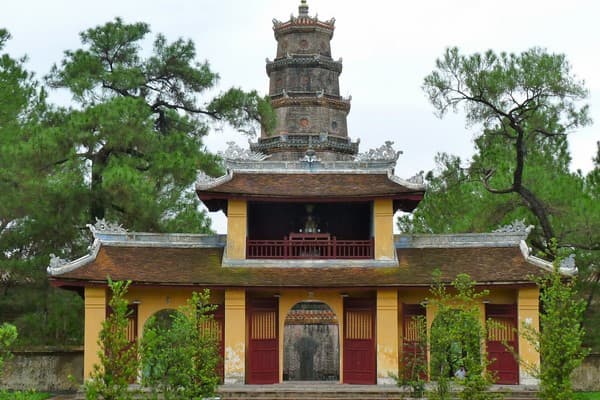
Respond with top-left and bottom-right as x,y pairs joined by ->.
376,289 -> 398,383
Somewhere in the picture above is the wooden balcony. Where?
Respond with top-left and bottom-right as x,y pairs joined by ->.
246,233 -> 374,260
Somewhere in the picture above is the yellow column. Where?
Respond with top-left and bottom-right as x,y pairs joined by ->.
377,289 -> 399,384
224,289 -> 246,384
373,199 -> 394,260
227,200 -> 247,260
84,286 -> 106,379
518,286 -> 540,385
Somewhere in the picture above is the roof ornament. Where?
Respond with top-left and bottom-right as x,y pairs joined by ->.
407,171 -> 425,185
301,149 -> 320,164
492,219 -> 534,234
219,141 -> 269,161
90,218 -> 127,233
559,254 -> 577,275
49,254 -> 68,269
299,0 -> 309,16
355,141 -> 402,162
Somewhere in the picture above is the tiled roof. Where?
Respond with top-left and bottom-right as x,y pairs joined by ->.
196,172 -> 424,200
50,245 -> 544,288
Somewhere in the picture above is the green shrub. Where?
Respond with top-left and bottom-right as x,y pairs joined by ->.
0,390 -> 50,400
0,323 -> 17,376
428,272 -> 500,400
140,289 -> 220,399
520,255 -> 589,400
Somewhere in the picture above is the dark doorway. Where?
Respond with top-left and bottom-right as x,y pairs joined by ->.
283,301 -> 339,381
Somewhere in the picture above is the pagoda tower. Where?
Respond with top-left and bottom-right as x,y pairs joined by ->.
250,0 -> 358,161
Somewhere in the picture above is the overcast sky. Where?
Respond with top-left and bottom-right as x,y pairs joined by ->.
3,0 -> 599,232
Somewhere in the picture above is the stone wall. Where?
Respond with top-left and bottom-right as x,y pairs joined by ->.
572,353 -> 600,391
0,347 -> 83,392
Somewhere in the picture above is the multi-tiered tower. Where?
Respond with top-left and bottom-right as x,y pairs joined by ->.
250,0 -> 358,161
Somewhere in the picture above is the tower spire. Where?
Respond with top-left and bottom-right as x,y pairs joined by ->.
298,0 -> 309,16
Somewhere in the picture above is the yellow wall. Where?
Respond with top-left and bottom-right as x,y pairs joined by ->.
125,287 -> 224,332
278,290 -> 344,382
518,286 -> 540,385
224,289 -> 246,384
227,200 -> 247,260
376,289 -> 398,384
84,286 -> 106,379
84,286 -> 225,380
373,199 -> 394,260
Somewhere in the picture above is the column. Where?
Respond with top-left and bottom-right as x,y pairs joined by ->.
84,286 -> 106,379
518,286 -> 540,385
224,288 -> 246,384
227,200 -> 247,260
373,199 -> 394,260
376,289 -> 399,384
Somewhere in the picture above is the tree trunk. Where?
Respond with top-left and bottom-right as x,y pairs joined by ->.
90,149 -> 110,222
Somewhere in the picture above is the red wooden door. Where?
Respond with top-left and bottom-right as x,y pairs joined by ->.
402,304 -> 427,381
214,305 -> 225,382
248,298 -> 279,384
343,298 -> 376,384
486,304 -> 519,384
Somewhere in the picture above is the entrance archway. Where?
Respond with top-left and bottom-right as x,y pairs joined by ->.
283,301 -> 339,381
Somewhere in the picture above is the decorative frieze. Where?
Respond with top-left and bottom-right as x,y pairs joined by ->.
270,96 -> 351,112
251,134 -> 358,155
266,56 -> 343,74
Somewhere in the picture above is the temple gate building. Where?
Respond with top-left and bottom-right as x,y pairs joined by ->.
48,1 -> 549,386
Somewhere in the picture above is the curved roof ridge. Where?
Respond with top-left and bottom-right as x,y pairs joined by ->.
195,169 -> 233,190
387,170 -> 426,191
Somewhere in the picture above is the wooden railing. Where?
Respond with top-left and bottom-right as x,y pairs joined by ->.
246,233 -> 374,259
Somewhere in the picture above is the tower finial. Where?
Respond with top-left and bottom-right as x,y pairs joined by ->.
299,0 -> 309,16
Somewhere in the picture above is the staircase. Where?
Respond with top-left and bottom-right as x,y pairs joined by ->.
217,383 -> 539,400
47,384 -> 539,399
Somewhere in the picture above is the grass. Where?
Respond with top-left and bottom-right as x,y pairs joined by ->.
575,392 -> 600,400
0,390 -> 51,400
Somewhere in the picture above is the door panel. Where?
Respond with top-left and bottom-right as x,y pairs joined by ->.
343,298 -> 376,384
248,298 -> 279,384
486,304 -> 519,384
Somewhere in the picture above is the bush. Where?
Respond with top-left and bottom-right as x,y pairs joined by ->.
140,290 -> 220,399
428,272 -> 500,400
0,323 -> 17,375
520,257 -> 589,400
0,390 -> 50,400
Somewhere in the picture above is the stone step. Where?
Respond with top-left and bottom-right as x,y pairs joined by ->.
46,385 -> 539,400
217,385 -> 539,400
